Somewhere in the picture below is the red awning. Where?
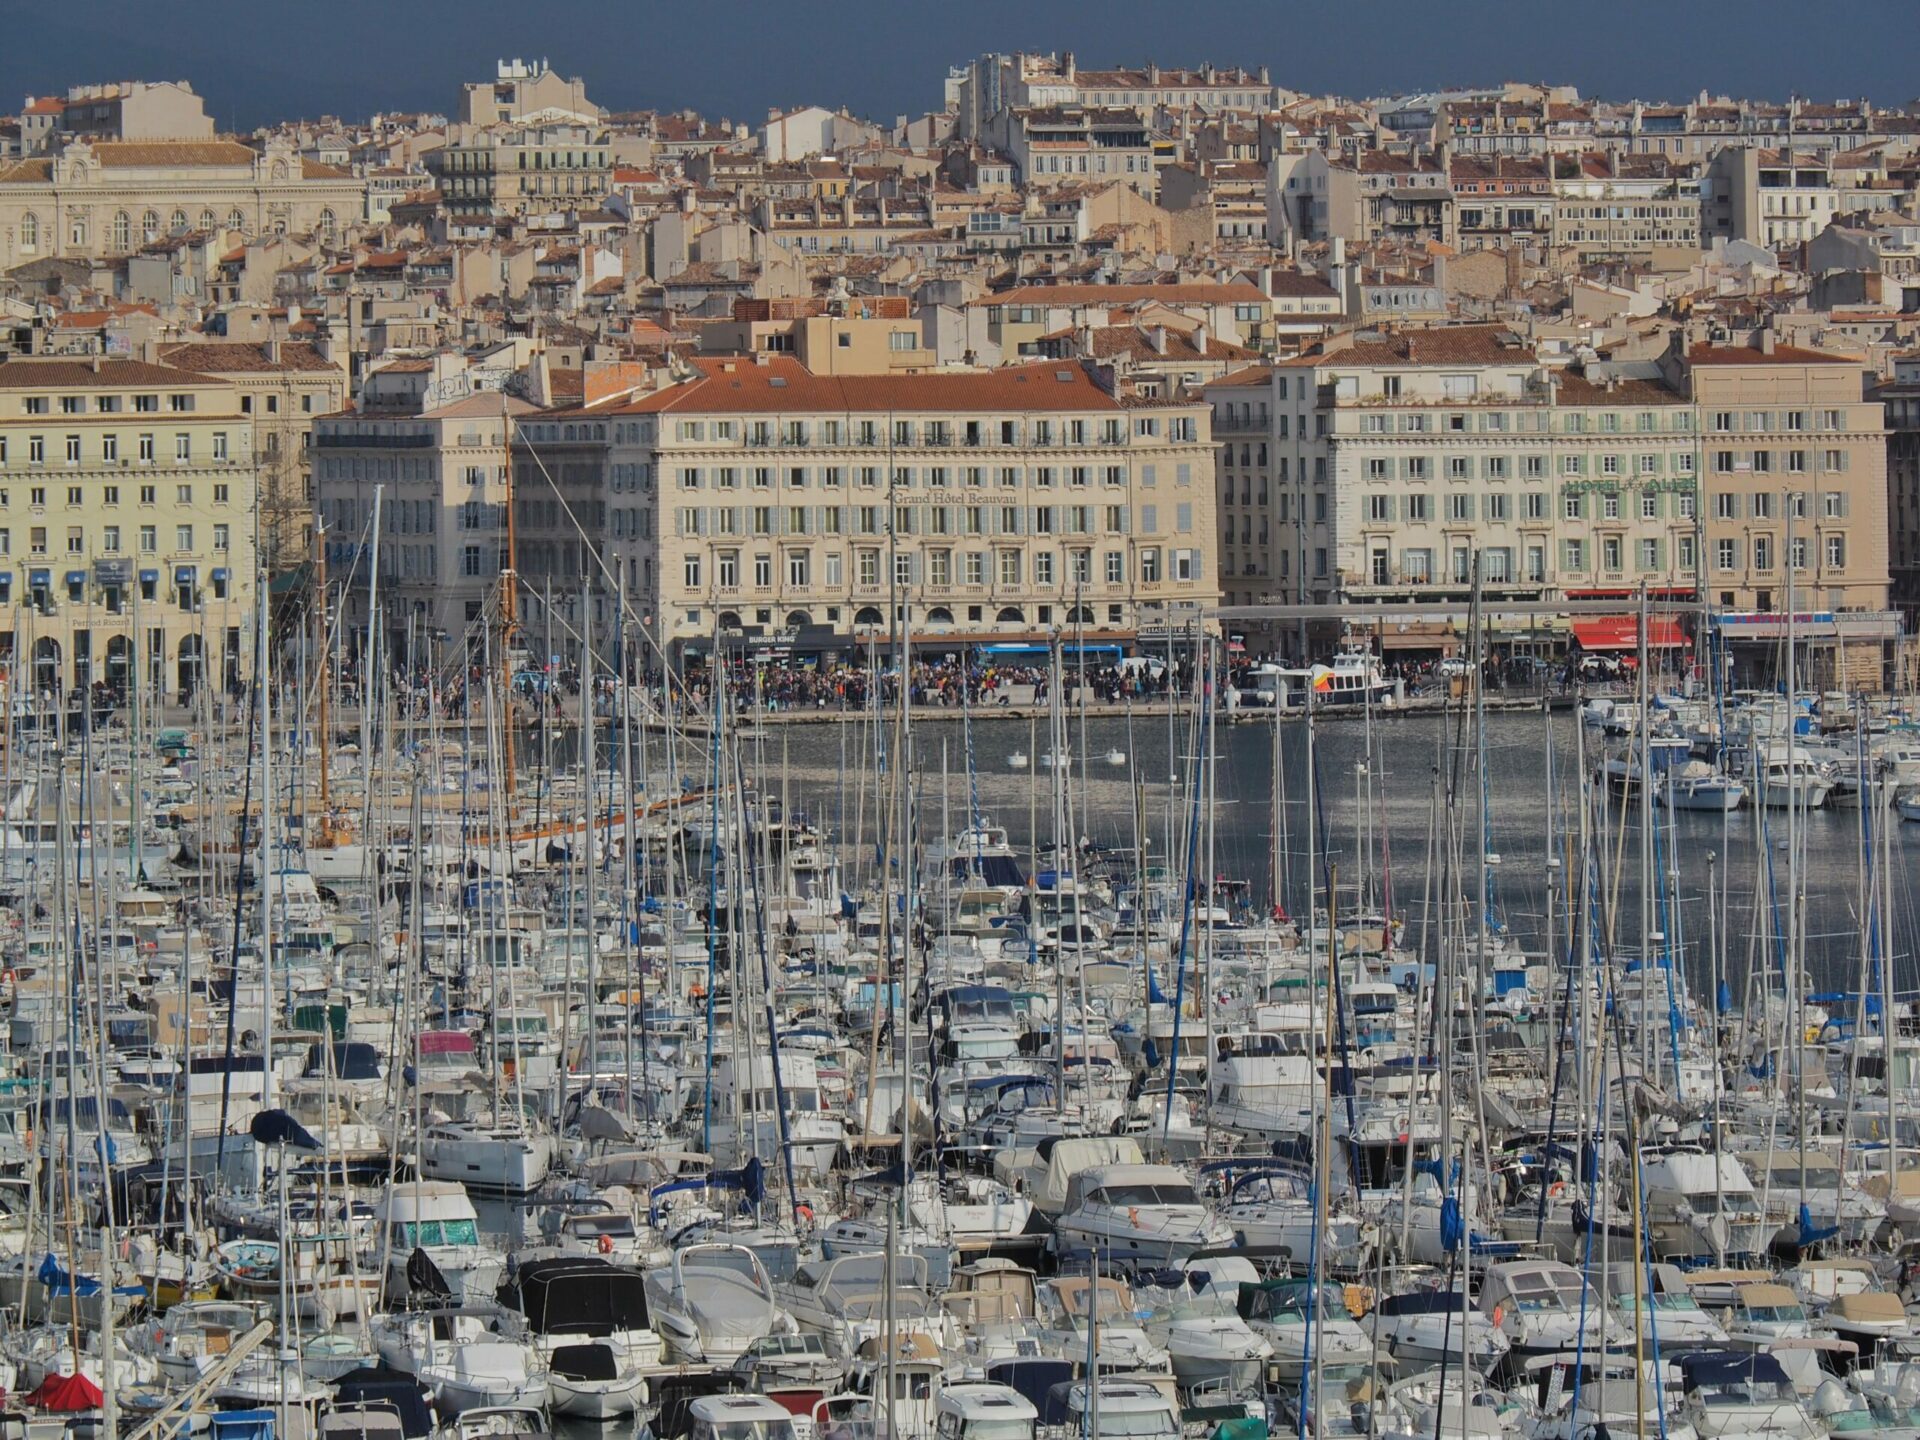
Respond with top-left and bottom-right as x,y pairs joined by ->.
1570,617 -> 1688,651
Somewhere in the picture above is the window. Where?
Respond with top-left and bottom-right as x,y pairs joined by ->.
1826,535 -> 1846,568
1563,494 -> 1583,520
103,486 -> 117,505
214,524 -> 230,550
1790,536 -> 1808,571
212,432 -> 228,461
1447,493 -> 1473,521
139,434 -> 154,463
1034,553 -> 1054,585
28,436 -> 44,465
1367,495 -> 1391,522
1753,535 -> 1774,571
1140,548 -> 1160,583
175,524 -> 193,551
176,484 -> 192,504
140,525 -> 156,553
1640,492 -> 1658,520
1486,493 -> 1508,522
683,554 -> 701,589
1526,544 -> 1545,582
1405,494 -> 1430,522
1752,493 -> 1773,520
786,551 -> 809,587
1639,538 -> 1659,570
998,549 -> 1021,585
717,551 -> 739,589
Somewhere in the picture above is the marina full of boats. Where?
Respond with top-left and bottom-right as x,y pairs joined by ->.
0,604 -> 1917,1440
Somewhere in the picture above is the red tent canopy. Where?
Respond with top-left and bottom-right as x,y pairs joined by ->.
27,1372 -> 103,1411
1570,617 -> 1688,652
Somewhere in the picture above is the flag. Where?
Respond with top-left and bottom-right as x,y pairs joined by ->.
1313,670 -> 1332,693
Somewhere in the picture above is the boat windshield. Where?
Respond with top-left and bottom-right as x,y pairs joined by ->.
1504,1272 -> 1585,1311
702,1422 -> 796,1440
400,1219 -> 481,1246
961,1421 -> 1034,1440
1087,1410 -> 1177,1438
1095,1183 -> 1198,1207
1741,1303 -> 1806,1324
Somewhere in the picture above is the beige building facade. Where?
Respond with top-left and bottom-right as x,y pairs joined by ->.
0,138 -> 366,262
159,341 -> 350,577
0,358 -> 258,699
1684,339 -> 1889,613
518,356 -> 1220,658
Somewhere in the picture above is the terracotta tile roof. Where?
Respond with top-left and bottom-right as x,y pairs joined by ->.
1205,364 -> 1273,388
1086,325 -> 1255,363
1554,371 -> 1687,405
91,140 -> 260,168
1275,324 -> 1533,367
972,282 -> 1265,309
0,159 -> 54,184
1687,341 -> 1857,366
609,356 -> 1127,416
22,97 -> 65,116
301,158 -> 352,180
159,341 -> 342,375
0,358 -> 227,389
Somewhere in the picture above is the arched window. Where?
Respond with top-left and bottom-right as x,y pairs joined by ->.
854,606 -> 884,627
111,212 -> 130,250
19,212 -> 37,251
227,208 -> 246,232
784,609 -> 810,628
718,611 -> 742,631
198,209 -> 216,231
68,217 -> 84,248
995,606 -> 1025,623
168,209 -> 188,232
317,209 -> 336,243
141,211 -> 160,242
925,606 -> 954,623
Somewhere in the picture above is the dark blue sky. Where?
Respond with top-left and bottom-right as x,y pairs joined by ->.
6,0 -> 1913,132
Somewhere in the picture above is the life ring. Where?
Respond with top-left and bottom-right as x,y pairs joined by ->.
1492,1303 -> 1505,1328
597,1232 -> 614,1255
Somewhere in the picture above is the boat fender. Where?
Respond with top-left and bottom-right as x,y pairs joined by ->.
597,1233 -> 614,1255
795,1203 -> 815,1230
1547,1181 -> 1565,1200
1492,1304 -> 1504,1328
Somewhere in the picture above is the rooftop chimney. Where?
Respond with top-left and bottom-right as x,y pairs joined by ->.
1148,324 -> 1168,355
1193,324 -> 1208,355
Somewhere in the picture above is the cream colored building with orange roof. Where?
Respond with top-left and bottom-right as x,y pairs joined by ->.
512,355 -> 1219,661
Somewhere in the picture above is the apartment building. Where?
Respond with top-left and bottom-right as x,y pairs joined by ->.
1287,150 -> 1456,249
1875,363 -> 1920,629
20,81 -> 215,152
1208,328 -> 1696,617
525,356 -> 1218,659
1702,148 -> 1838,248
0,357 -> 257,700
1684,336 -> 1888,613
1007,108 -> 1156,193
458,59 -> 601,127
428,122 -> 613,218
313,392 -> 536,658
1204,327 -> 1891,649
158,340 -> 349,577
1549,152 -> 1702,266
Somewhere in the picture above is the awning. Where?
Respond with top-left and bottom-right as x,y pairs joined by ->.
64,570 -> 85,587
174,565 -> 196,584
1570,617 -> 1688,651
211,567 -> 229,582
139,569 -> 159,584
28,570 -> 49,587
